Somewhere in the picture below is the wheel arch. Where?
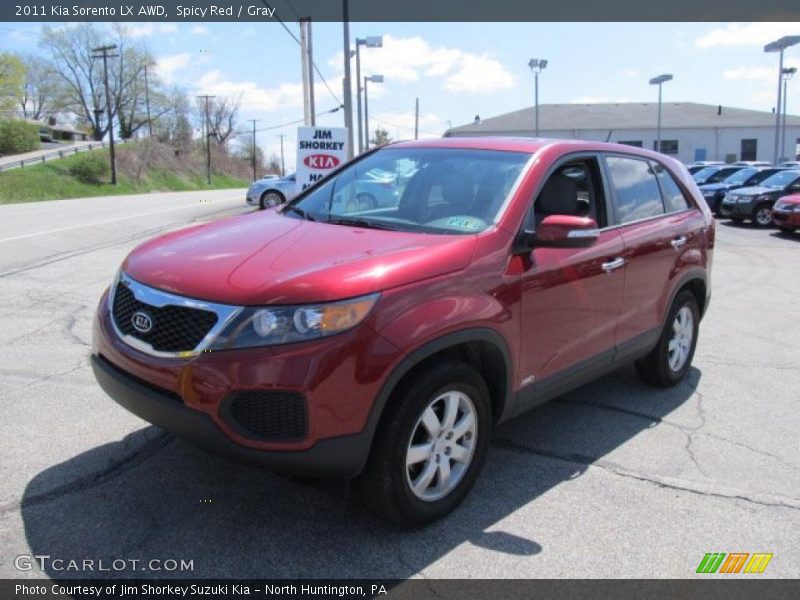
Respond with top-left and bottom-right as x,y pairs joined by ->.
667,270 -> 708,321
360,328 -> 513,466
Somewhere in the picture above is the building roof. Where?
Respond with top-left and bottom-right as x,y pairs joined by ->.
447,102 -> 800,135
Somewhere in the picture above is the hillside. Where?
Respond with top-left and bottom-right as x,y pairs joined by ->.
0,139 -> 251,203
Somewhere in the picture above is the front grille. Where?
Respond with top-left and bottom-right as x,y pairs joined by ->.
222,391 -> 308,441
112,282 -> 218,353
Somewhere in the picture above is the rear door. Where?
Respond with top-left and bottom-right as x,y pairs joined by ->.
603,154 -> 703,356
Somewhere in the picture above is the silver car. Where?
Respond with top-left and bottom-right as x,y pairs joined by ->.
246,173 -> 297,209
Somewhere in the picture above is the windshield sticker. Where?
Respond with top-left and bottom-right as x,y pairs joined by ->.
447,217 -> 482,230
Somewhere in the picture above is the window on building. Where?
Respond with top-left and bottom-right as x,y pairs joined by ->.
652,140 -> 679,154
740,139 -> 757,161
618,140 -> 643,148
605,156 -> 665,224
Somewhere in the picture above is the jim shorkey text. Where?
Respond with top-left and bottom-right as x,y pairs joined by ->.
16,582 -> 390,597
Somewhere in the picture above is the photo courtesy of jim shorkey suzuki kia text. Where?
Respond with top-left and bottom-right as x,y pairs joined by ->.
17,4 -> 279,18
14,583 -> 388,597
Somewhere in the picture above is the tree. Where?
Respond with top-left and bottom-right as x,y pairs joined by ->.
39,23 -> 164,140
19,54 -> 58,120
0,52 -> 25,113
197,95 -> 240,147
266,152 -> 283,176
154,87 -> 192,147
370,126 -> 392,147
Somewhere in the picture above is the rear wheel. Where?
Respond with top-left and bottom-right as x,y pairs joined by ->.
636,290 -> 700,387
753,204 -> 774,227
260,190 -> 285,209
356,362 -> 491,527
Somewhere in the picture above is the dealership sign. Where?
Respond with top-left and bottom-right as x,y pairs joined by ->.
296,127 -> 348,194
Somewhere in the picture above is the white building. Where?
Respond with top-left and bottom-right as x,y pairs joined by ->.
445,102 -> 800,164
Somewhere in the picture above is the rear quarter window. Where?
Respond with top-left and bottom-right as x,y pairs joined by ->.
653,163 -> 692,212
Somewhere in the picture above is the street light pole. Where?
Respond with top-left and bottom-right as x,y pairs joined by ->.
649,74 -> 673,153
248,119 -> 260,181
92,44 -> 118,185
765,36 -> 800,164
528,58 -> 548,137
277,134 -> 286,177
352,36 -> 383,154
781,67 -> 797,162
363,74 -> 384,150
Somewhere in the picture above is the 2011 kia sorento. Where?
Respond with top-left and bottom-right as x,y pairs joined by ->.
91,138 -> 714,526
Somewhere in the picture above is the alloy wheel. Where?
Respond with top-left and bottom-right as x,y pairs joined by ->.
668,306 -> 694,372
405,390 -> 477,502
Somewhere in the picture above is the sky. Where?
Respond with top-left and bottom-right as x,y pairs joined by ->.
2,21 -> 800,170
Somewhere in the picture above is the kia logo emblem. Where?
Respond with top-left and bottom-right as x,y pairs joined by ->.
131,311 -> 153,333
303,153 -> 340,169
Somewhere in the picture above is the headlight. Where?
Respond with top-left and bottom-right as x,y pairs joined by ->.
755,195 -> 771,202
208,293 -> 379,350
738,196 -> 753,203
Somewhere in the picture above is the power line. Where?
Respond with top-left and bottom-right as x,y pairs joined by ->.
234,105 -> 342,136
259,0 -> 341,107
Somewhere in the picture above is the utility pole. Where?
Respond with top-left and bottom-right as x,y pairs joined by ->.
341,0 -> 354,159
92,44 -> 119,184
277,134 -> 286,177
306,18 -> 315,126
300,19 -> 311,126
197,94 -> 215,185
249,119 -> 260,181
414,97 -> 419,140
144,58 -> 152,137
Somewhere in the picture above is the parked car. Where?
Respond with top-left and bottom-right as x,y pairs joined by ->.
778,161 -> 800,168
246,173 -> 297,209
92,138 -> 714,526
732,160 -> 772,167
686,161 -> 724,175
719,169 -> 800,226
692,165 -> 746,185
771,194 -> 800,233
698,167 -> 785,214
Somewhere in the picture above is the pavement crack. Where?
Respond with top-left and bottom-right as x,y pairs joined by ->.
491,437 -> 800,512
0,431 -> 173,515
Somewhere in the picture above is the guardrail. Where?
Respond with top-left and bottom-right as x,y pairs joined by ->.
0,138 -> 133,173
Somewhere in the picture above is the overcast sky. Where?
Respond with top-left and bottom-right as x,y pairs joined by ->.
3,21 -> 800,169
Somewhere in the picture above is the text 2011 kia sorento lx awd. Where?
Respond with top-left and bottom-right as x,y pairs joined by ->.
92,138 -> 713,526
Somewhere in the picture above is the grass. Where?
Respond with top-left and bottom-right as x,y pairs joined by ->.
0,149 -> 248,204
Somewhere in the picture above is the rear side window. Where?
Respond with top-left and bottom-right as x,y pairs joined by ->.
605,156 -> 665,224
653,163 -> 691,212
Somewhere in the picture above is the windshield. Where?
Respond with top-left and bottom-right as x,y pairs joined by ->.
748,169 -> 782,185
283,147 -> 531,234
723,168 -> 757,185
759,170 -> 800,188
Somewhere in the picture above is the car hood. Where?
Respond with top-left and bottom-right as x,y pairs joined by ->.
122,210 -> 478,305
730,186 -> 779,197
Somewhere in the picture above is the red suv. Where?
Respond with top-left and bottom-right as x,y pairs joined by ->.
92,138 -> 713,526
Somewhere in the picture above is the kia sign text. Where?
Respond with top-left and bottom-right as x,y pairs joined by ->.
296,127 -> 348,194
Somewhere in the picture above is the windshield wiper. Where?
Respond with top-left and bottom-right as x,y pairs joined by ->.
283,206 -> 315,221
323,217 -> 396,231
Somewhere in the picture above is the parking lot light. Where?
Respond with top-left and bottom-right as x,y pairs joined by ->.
765,36 -> 800,164
781,67 -> 797,162
649,74 -> 673,154
364,74 -> 384,150
528,58 -> 548,136
354,35 -> 383,154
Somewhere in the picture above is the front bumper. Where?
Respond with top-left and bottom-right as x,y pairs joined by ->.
772,208 -> 800,227
719,201 -> 754,218
91,354 -> 370,476
92,290 -> 402,477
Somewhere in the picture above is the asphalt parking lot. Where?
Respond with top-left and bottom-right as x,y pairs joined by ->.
0,192 -> 798,579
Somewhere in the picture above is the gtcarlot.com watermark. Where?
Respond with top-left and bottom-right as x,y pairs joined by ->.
15,554 -> 194,573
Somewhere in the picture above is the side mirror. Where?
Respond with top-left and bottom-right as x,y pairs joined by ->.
534,215 -> 599,248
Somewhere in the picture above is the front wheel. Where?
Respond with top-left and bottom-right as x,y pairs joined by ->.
636,290 -> 700,387
356,362 -> 491,527
260,190 -> 285,209
753,204 -> 774,227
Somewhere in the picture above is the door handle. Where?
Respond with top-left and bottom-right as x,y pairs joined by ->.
671,236 -> 688,249
601,257 -> 626,273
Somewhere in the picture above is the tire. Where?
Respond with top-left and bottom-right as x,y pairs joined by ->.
260,190 -> 285,209
635,290 -> 700,387
355,361 -> 491,527
753,204 -> 774,227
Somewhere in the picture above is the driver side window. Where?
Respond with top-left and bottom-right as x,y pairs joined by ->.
528,157 -> 606,230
